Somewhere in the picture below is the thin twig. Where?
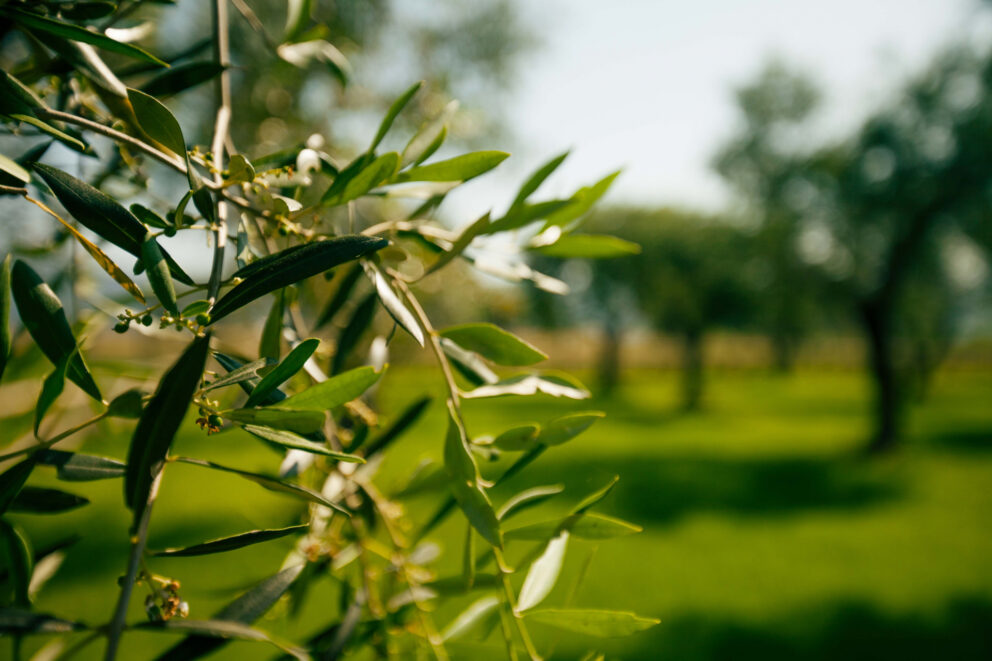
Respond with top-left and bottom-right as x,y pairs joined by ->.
0,411 -> 109,463
206,0 -> 232,304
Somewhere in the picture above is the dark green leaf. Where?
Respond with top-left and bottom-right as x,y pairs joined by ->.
0,608 -> 84,634
258,291 -> 284,360
38,450 -> 126,481
322,152 -> 398,205
34,349 -> 73,436
130,204 -> 171,229
370,81 -> 422,152
242,425 -> 364,462
505,513 -> 641,541
533,234 -> 641,259
142,234 -> 178,314
175,457 -> 347,513
439,323 -> 546,366
332,291 -> 376,374
1,7 -> 167,66
0,520 -> 32,607
191,186 -> 215,224
141,62 -> 226,97
523,608 -> 659,637
107,388 -> 145,418
315,262 -> 363,329
245,339 -> 318,407
222,408 -> 322,435
274,365 -> 382,411
59,2 -> 117,21
205,354 -> 274,393
0,254 -> 10,383
125,334 -> 210,527
155,564 -> 305,660
31,164 -> 192,284
365,396 -> 431,457
152,524 -> 307,557
0,69 -> 46,116
395,151 -> 509,183
497,485 -> 563,520
10,260 -> 101,401
208,236 -> 387,324
144,620 -> 307,660
0,459 -> 36,515
9,486 -> 88,513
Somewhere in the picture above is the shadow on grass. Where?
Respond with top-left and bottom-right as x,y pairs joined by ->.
922,427 -> 992,454
495,454 -> 902,525
577,595 -> 992,661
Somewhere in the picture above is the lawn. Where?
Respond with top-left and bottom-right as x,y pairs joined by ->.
8,366 -> 992,660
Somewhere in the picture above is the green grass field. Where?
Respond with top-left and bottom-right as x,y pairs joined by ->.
9,366 -> 992,660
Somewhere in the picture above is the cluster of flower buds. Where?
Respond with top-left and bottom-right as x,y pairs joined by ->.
144,579 -> 189,622
195,407 -> 223,435
113,309 -> 153,333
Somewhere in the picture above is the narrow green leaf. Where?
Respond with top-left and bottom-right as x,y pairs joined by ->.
483,199 -> 575,236
208,236 -> 388,324
284,0 -> 313,41
152,524 -> 308,557
461,373 -> 590,400
125,334 -> 210,527
571,475 -> 619,516
450,479 -> 502,549
11,113 -> 89,153
242,425 -> 364,462
395,151 -> 509,183
144,619 -> 307,660
364,396 -> 431,457
322,152 -> 398,205
0,459 -> 36,515
225,154 -> 255,184
315,262 -> 362,329
222,408 -> 322,435
38,450 -> 126,481
142,234 -> 178,314
443,402 -> 479,486
204,355 -> 274,393
505,513 -> 642,541
34,349 -> 73,436
1,7 -> 167,66
127,88 -> 186,156
31,164 -> 192,284
0,520 -> 32,607
511,151 -> 569,209
245,339 -> 318,407
492,424 -> 540,452
542,171 -> 621,230
0,69 -> 46,115
441,337 -> 499,386
370,81 -> 422,152
539,411 -> 605,446
402,102 -> 455,167
523,608 -> 659,637
424,212 -> 491,276
439,323 -> 546,366
462,523 -> 476,589
442,596 -> 500,642
11,260 -> 101,401
191,186 -> 216,224
364,261 -> 424,346
0,255 -> 11,383
518,531 -> 569,611
107,388 -> 145,418
141,62 -> 226,98
274,365 -> 382,411
332,291 -> 377,374
0,608 -> 85,634
0,153 -> 30,183
258,291 -> 284,360
181,299 -> 211,319
154,564 -> 305,660
9,486 -> 88,514
497,485 -> 564,520
533,234 -> 641,259
176,457 -> 347,514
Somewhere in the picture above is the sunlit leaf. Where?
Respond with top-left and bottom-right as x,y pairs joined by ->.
511,151 -> 569,210
442,337 -> 499,387
542,171 -> 621,230
441,596 -> 500,642
505,513 -> 642,541
491,424 -> 540,452
523,608 -> 659,637
245,339 -> 318,407
242,425 -> 364,462
450,479 -> 502,549
370,81 -> 422,152
439,323 -> 546,366
533,234 -> 641,259
497,484 -> 563,520
146,618 -> 307,660
461,373 -> 589,400
222,408 -> 322,435
205,355 -> 274,393
518,531 -> 568,611
208,236 -> 387,323
0,153 -> 30,183
152,525 -> 308,557
402,100 -> 456,167
127,87 -> 186,156
322,152 -> 398,205
395,151 -> 509,183
1,7 -> 167,65
363,261 -> 424,346
443,402 -> 479,486
125,334 -> 210,527
539,411 -> 605,446
10,260 -> 101,401
274,365 -> 382,411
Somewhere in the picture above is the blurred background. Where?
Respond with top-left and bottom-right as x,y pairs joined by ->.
4,0 -> 992,658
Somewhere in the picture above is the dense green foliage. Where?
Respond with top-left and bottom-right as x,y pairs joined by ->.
0,2 -> 652,659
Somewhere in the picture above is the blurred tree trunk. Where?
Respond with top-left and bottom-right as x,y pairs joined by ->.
860,299 -> 900,454
681,328 -> 704,411
598,319 -> 622,396
771,330 -> 795,373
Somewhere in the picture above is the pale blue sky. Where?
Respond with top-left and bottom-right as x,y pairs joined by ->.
447,0 -> 985,220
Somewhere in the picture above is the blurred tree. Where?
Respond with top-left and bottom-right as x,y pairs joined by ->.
806,45 -> 992,453
713,61 -> 824,371
532,208 -> 759,409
